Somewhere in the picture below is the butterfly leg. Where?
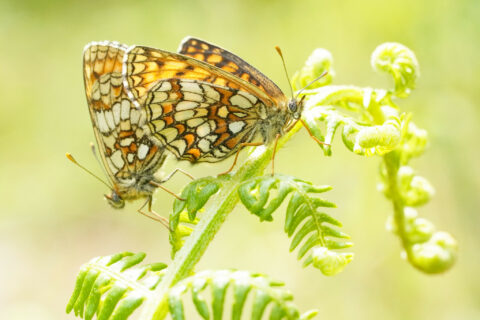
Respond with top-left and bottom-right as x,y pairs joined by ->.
218,142 -> 263,176
159,168 -> 195,184
137,196 -> 170,229
299,119 -> 330,147
149,181 -> 185,201
149,168 -> 195,201
271,133 -> 281,176
285,118 -> 300,133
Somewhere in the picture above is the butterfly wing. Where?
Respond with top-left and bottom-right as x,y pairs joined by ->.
122,43 -> 292,163
83,41 -> 165,190
177,37 -> 286,103
122,45 -> 282,109
141,78 -> 263,162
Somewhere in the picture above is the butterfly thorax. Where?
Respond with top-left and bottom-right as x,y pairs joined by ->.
256,96 -> 303,144
253,100 -> 290,144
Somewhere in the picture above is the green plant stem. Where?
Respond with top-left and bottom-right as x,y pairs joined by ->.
383,151 -> 419,270
140,123 -> 303,319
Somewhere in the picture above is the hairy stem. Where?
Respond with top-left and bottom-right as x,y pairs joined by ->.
383,151 -> 419,269
141,123 -> 303,319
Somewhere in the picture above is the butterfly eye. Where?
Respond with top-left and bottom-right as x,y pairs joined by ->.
105,191 -> 125,209
288,100 -> 297,113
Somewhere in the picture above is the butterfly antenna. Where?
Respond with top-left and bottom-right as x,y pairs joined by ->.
90,142 -> 112,185
66,152 -> 113,190
275,46 -> 294,98
295,71 -> 328,98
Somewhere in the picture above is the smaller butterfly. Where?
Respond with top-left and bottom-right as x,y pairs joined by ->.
69,41 -> 192,224
122,37 -> 325,175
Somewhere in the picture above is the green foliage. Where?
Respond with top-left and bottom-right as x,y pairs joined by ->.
66,253 -> 316,320
66,252 -> 167,320
371,42 -> 419,98
169,176 -> 224,257
67,41 -> 458,320
238,174 -> 353,276
292,48 -> 334,91
381,152 -> 457,273
168,269 -> 317,320
298,42 -> 457,273
303,99 -> 407,157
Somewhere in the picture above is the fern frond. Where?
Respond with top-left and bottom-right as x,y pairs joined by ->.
292,47 -> 334,91
169,176 -> 224,257
302,87 -> 407,157
294,43 -> 457,273
238,174 -> 353,275
168,269 -> 318,320
66,252 -> 167,320
67,253 -> 317,320
371,42 -> 419,98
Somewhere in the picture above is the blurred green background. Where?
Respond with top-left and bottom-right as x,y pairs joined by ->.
0,0 -> 479,319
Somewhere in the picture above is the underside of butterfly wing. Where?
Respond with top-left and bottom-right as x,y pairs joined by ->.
83,41 -> 166,199
142,78 -> 275,162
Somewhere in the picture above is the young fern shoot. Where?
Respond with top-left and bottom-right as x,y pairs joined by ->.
298,42 -> 457,273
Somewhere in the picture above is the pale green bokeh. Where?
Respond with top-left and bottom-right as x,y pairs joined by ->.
0,0 -> 478,319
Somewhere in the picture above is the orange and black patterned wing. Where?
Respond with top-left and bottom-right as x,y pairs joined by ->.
141,78 -> 266,162
122,45 -> 279,110
83,41 -> 165,190
178,37 -> 286,103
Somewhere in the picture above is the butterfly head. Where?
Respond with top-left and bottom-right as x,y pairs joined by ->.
287,96 -> 305,120
105,190 -> 125,209
275,46 -> 306,121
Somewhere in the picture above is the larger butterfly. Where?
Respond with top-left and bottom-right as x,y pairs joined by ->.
122,37 -> 304,173
82,41 -> 170,213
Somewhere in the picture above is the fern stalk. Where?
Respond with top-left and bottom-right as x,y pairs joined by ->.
383,150 -> 457,274
140,123 -> 303,319
382,151 -> 416,266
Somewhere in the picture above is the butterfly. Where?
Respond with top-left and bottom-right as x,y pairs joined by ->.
121,37 -> 306,174
82,41 -> 188,221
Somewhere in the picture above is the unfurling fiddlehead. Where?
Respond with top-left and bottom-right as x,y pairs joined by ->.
299,42 -> 457,273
